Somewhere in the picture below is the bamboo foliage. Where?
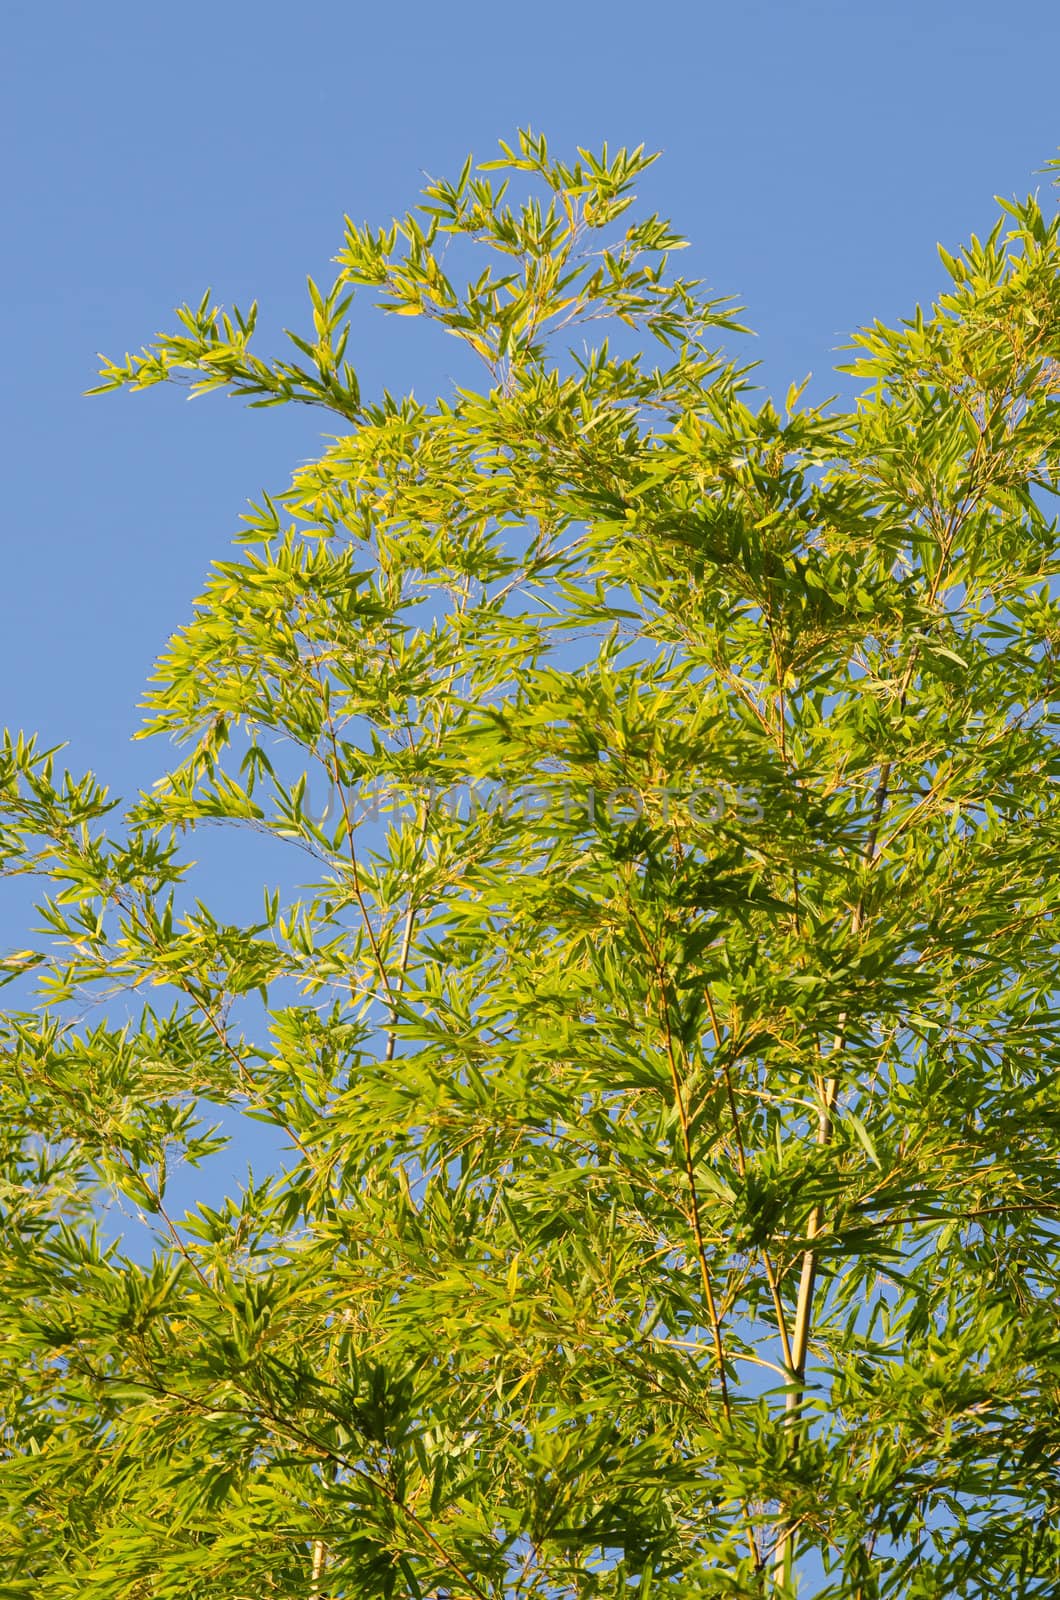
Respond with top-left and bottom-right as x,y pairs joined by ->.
4,133 -> 1060,1596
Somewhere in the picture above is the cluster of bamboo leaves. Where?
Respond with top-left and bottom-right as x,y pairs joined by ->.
4,130 -> 1060,1597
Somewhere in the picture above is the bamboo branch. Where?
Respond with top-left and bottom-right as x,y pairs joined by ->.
310,1536 -> 327,1598
773,515 -> 967,1589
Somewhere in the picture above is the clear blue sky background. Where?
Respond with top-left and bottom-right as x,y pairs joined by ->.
3,2 -> 1060,1230
4,0 -> 1060,805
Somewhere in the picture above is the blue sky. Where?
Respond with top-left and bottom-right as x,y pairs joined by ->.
4,0 -> 1059,1145
5,0 -> 1060,805
6,0 -> 1060,1192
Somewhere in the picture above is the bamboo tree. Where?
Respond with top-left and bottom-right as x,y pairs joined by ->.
4,133 -> 1060,1597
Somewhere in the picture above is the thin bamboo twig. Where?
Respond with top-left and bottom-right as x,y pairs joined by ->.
704,984 -> 795,1380
640,934 -> 762,1574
